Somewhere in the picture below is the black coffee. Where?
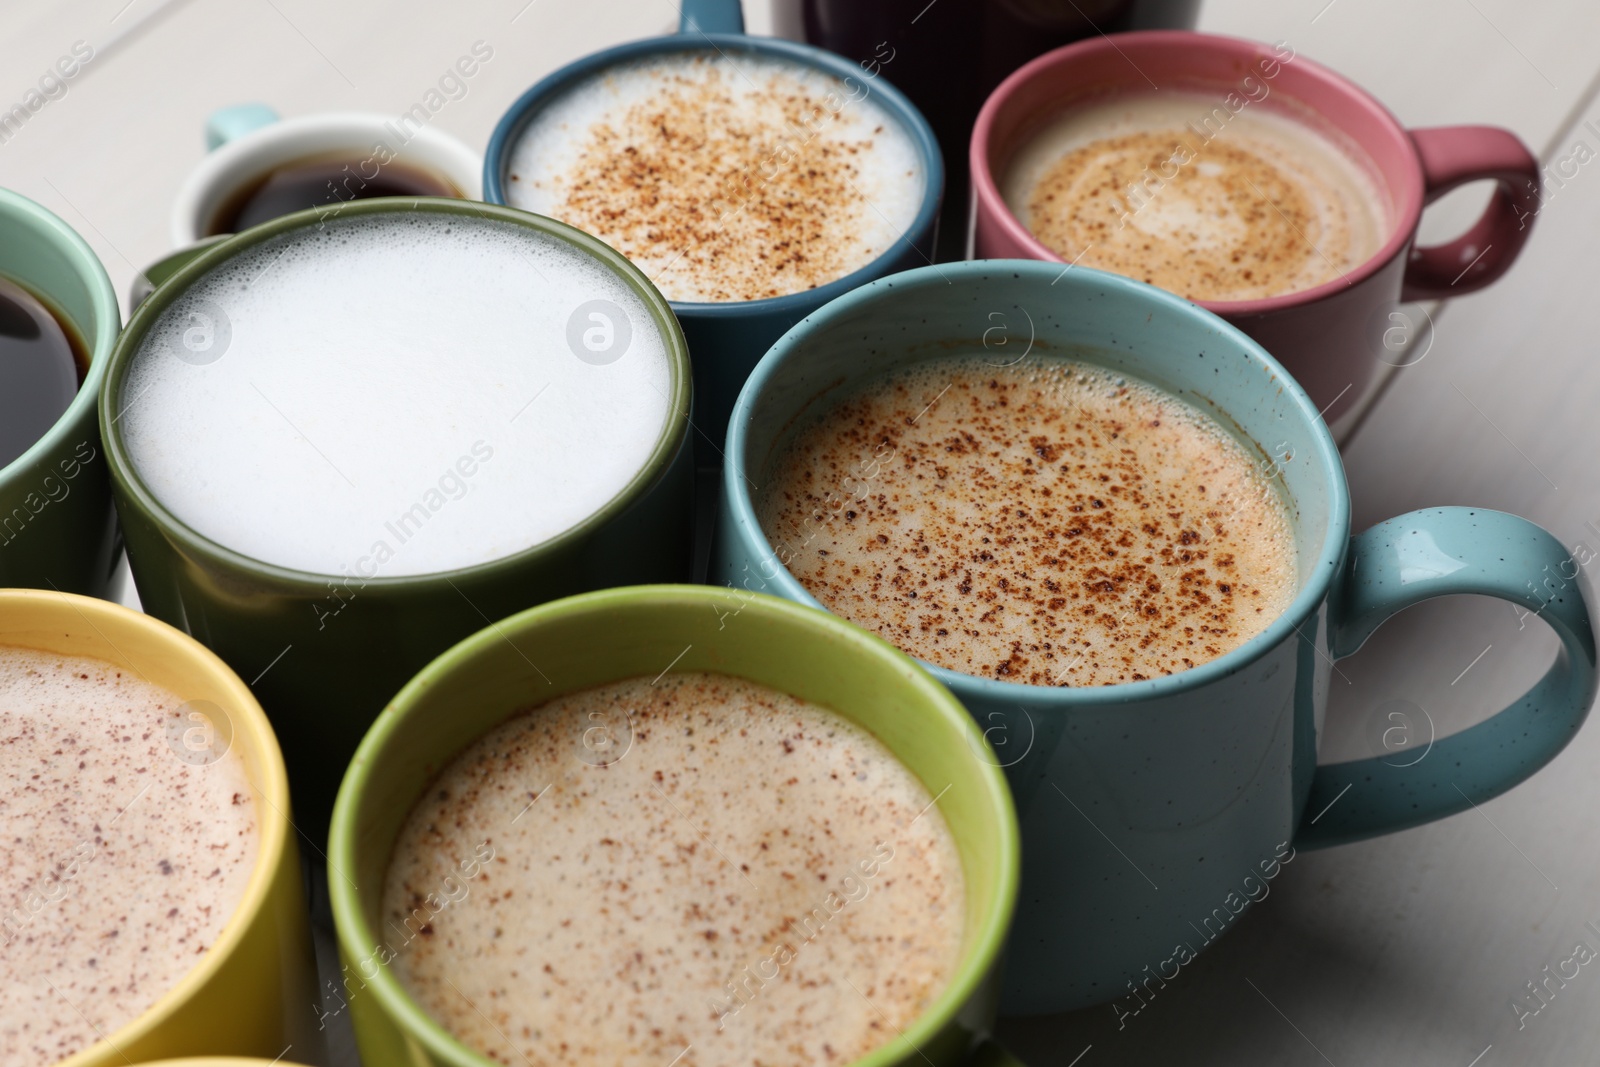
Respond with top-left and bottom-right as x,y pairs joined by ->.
206,154 -> 461,235
0,274 -> 85,469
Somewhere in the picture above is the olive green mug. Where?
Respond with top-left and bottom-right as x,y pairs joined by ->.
329,585 -> 1022,1067
97,197 -> 695,842
0,188 -> 121,595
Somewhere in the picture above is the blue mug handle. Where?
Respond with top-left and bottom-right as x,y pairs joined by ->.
1298,508 -> 1598,847
204,103 -> 279,150
680,0 -> 744,34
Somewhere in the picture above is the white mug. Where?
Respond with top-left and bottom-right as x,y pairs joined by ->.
169,105 -> 483,246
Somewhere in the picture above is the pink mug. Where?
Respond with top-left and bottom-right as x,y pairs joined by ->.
970,30 -> 1540,424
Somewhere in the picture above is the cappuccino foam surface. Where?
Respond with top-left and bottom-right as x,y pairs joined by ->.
759,356 -> 1298,686
1003,91 -> 1389,301
121,212 -> 673,577
506,52 -> 925,303
383,672 -> 964,1067
0,648 -> 258,1067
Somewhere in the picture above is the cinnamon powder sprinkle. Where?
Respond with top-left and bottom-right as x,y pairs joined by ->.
506,54 -> 922,303
759,357 -> 1298,686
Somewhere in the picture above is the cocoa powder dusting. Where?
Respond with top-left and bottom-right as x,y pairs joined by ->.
759,357 -> 1298,686
508,55 -> 919,303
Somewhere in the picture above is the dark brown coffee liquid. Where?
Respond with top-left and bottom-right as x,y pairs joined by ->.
206,153 -> 460,234
0,274 -> 85,469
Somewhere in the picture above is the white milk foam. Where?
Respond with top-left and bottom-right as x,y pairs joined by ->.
1003,91 -> 1390,301
0,648 -> 259,1067
505,51 -> 925,303
121,212 -> 673,577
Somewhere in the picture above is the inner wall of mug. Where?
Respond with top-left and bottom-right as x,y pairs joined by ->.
482,34 -> 944,310
980,32 -> 1424,271
0,592 -> 290,1061
331,588 -> 1015,1067
737,262 -> 1342,640
0,192 -> 118,469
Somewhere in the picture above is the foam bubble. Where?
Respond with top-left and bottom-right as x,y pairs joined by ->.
506,51 -> 925,303
121,211 -> 674,577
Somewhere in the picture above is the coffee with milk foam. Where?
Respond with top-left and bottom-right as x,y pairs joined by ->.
120,212 -> 672,578
506,52 -> 925,304
1003,91 -> 1389,302
0,648 -> 259,1066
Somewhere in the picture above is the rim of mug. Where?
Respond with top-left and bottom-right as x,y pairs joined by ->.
481,32 -> 945,319
722,259 -> 1352,709
0,188 -> 120,486
969,29 -> 1425,318
169,111 -> 486,246
0,590 -> 294,1067
327,583 -> 1020,1067
100,196 -> 694,592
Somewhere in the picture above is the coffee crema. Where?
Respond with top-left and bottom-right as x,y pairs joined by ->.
1002,92 -> 1388,301
383,672 -> 964,1067
0,648 -> 258,1067
506,52 -> 924,304
120,211 -> 672,578
759,356 -> 1298,686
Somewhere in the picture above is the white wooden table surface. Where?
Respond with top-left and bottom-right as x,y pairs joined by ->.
3,1 -> 1598,1064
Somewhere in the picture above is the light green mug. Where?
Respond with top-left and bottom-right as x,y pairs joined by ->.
0,188 -> 121,595
329,585 -> 1024,1066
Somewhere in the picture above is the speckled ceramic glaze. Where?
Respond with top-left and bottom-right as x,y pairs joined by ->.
481,0 -> 943,459
711,259 -> 1598,1015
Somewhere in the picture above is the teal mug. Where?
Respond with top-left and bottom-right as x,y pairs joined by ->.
0,187 -> 121,595
482,0 -> 944,461
710,259 -> 1598,1014
329,586 -> 1023,1066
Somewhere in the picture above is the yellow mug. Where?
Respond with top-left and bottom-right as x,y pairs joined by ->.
0,591 -> 321,1067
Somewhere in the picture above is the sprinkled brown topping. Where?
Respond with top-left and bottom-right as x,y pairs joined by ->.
508,54 -> 921,303
759,357 -> 1297,686
385,672 -> 963,1067
0,650 -> 259,1066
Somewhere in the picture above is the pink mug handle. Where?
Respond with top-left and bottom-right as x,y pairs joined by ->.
1402,125 -> 1540,300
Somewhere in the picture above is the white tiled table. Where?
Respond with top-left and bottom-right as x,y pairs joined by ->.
4,0 -> 1598,1063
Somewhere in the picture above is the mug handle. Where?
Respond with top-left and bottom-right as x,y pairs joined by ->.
1296,508 -> 1597,848
204,102 -> 279,150
1400,126 -> 1541,300
680,0 -> 744,34
969,1037 -> 1027,1066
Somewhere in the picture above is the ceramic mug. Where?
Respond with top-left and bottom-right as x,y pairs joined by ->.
0,188 -> 121,596
328,584 -> 1022,1066
791,0 -> 1200,259
0,591 -> 319,1067
970,31 -> 1542,425
482,0 -> 944,461
101,197 -> 694,842
170,105 -> 483,245
710,259 -> 1598,1015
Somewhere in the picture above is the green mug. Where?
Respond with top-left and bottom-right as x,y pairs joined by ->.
328,585 -> 1022,1067
0,188 -> 122,595
98,197 -> 695,841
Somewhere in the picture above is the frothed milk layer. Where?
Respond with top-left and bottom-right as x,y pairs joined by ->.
0,649 -> 258,1066
1003,92 -> 1389,301
506,52 -> 925,303
384,672 -> 964,1067
760,357 -> 1298,686
121,212 -> 672,577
